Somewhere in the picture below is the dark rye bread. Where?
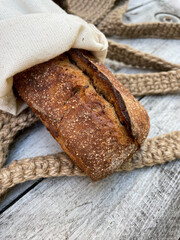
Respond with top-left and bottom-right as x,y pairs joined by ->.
13,49 -> 150,181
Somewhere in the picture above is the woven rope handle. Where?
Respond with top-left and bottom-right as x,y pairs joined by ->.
107,40 -> 180,71
115,70 -> 180,96
107,40 -> 180,96
0,131 -> 179,195
0,109 -> 38,169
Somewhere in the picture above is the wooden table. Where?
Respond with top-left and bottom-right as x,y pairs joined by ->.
1,0 -> 180,239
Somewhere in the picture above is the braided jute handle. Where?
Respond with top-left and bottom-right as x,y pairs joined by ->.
107,40 -> 180,72
0,108 -> 38,169
107,40 -> 180,97
0,131 -> 179,195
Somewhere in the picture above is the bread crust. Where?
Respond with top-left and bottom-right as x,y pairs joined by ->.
68,49 -> 150,145
13,49 -> 150,181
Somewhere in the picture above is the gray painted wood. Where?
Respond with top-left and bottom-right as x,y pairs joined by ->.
0,94 -> 180,240
126,0 -> 155,11
0,0 -> 180,239
126,0 -> 180,23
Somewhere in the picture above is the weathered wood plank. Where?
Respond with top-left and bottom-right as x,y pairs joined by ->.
0,94 -> 179,239
1,0 -> 180,239
127,0 -> 155,11
126,0 -> 180,23
125,1 -> 162,23
6,121 -> 61,165
1,0 -> 180,214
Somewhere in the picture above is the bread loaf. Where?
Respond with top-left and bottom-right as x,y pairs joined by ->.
13,49 -> 150,181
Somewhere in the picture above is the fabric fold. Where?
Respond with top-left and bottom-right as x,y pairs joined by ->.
0,0 -> 108,115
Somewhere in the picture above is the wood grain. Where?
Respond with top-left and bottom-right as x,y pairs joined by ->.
0,0 -> 180,239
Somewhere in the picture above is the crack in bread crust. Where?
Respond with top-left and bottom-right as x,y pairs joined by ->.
68,50 -> 138,146
67,53 -> 128,127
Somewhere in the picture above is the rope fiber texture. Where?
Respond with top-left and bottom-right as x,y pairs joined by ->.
107,40 -> 180,96
0,131 -> 179,195
0,109 -> 38,169
0,0 -> 180,196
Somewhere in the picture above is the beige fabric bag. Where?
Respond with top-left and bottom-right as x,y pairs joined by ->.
0,0 -> 108,115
